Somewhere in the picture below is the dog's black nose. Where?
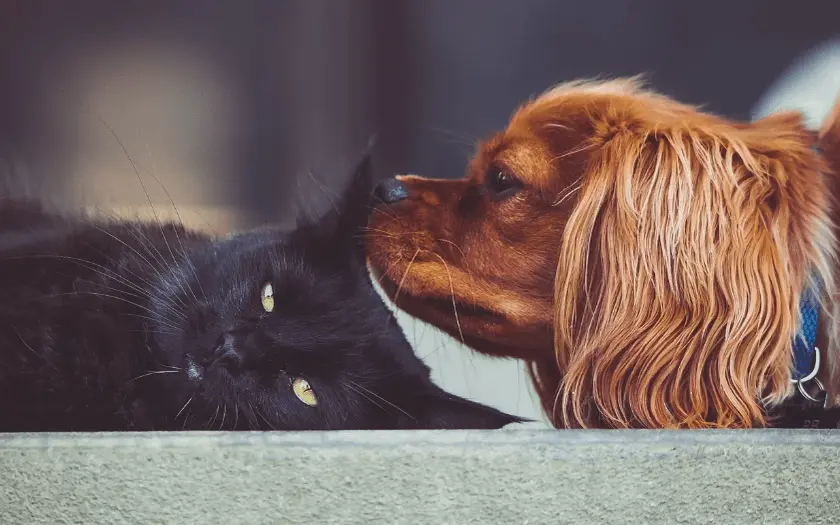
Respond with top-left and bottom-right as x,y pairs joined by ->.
374,178 -> 409,204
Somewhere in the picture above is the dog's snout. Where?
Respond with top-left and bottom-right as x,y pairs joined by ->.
374,178 -> 409,204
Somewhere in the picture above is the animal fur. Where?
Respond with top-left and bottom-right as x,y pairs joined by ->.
367,78 -> 840,429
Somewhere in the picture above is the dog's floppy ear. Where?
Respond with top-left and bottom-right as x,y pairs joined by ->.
549,116 -> 833,428
818,93 -> 840,407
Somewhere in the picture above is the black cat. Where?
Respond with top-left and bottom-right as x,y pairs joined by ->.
0,155 -> 521,431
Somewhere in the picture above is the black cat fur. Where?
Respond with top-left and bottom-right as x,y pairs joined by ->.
0,155 -> 522,431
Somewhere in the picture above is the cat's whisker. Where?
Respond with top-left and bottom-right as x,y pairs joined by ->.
123,220 -> 198,307
137,145 -> 209,304
128,298 -> 186,325
219,404 -> 227,430
77,238 -> 190,313
69,275 -> 155,305
32,251 -> 136,290
100,212 -> 172,278
181,406 -> 193,430
420,340 -> 448,360
93,116 -> 201,306
112,227 -> 192,311
153,242 -> 201,308
121,313 -> 181,333
6,252 -> 185,316
126,329 -> 179,337
345,380 -> 416,421
42,291 -> 187,324
78,269 -> 152,303
97,221 -> 194,318
112,289 -> 187,324
208,403 -> 220,429
245,404 -> 257,430
11,325 -> 45,361
105,220 -> 191,311
91,225 -> 176,290
344,382 -> 386,415
305,170 -> 343,211
133,153 -> 219,236
233,404 -> 240,430
129,369 -> 180,383
255,408 -> 277,430
91,272 -> 186,324
346,385 -> 410,425
174,395 -> 194,420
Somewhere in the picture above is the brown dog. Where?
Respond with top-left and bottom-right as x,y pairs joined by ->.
366,78 -> 840,429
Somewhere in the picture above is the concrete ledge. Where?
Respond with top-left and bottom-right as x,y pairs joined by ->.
2,430 -> 839,525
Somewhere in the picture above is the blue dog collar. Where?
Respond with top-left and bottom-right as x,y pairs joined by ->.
791,282 -> 820,384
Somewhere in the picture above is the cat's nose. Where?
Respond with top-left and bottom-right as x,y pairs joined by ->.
208,332 -> 242,370
374,178 -> 409,204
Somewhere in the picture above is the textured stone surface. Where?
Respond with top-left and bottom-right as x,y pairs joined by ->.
2,430 -> 840,525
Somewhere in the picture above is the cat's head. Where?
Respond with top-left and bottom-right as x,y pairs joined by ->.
148,153 -> 523,430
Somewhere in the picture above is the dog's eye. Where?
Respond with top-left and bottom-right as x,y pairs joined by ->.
485,165 -> 522,201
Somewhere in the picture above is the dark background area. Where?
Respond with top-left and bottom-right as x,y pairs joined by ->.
1,0 -> 838,225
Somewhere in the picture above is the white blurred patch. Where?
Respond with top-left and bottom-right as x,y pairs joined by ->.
41,36 -> 240,209
752,38 -> 840,126
368,266 -> 552,428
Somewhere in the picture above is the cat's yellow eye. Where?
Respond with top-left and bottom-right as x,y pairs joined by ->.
260,282 -> 275,313
292,377 -> 317,407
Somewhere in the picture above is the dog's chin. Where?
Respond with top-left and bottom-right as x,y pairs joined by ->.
374,268 -> 551,360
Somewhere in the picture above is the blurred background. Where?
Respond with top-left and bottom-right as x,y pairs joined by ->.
1,0 -> 839,426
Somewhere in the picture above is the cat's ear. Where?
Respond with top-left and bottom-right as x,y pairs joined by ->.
295,145 -> 375,259
403,385 -> 527,430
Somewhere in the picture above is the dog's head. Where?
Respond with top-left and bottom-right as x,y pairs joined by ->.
367,78 -> 836,428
